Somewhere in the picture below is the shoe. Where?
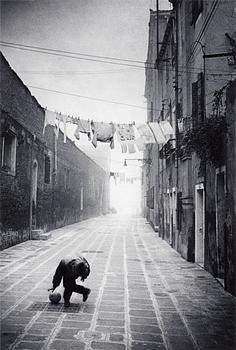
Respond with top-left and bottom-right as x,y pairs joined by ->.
82,288 -> 91,302
64,301 -> 70,308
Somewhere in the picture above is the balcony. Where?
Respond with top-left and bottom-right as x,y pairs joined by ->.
159,139 -> 176,159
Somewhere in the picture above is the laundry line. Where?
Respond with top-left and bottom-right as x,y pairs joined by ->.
43,108 -> 174,154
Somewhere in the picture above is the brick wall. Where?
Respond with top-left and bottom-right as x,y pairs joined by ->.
0,53 -> 110,250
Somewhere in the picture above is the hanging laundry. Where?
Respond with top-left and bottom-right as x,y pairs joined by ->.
148,122 -> 166,144
127,140 -> 136,154
120,142 -> 128,153
116,124 -> 135,142
135,137 -> 145,151
55,113 -> 68,143
74,119 -> 91,141
159,120 -> 174,136
43,109 -> 57,134
136,124 -> 156,144
116,124 -> 135,153
66,115 -> 76,124
54,116 -> 60,139
62,114 -> 68,143
91,121 -> 115,149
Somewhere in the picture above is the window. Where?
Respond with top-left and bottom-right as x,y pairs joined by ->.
177,192 -> 182,231
1,132 -> 17,175
147,186 -> 154,209
192,72 -> 205,128
191,0 -> 203,25
44,155 -> 51,184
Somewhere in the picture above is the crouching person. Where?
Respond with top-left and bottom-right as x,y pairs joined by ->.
48,256 -> 91,307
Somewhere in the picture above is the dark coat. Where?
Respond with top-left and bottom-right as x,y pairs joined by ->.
52,257 -> 90,290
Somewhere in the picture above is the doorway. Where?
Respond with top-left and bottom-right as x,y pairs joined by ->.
216,168 -> 226,284
195,183 -> 205,266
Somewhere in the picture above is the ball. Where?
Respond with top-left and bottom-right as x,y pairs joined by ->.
49,292 -> 61,304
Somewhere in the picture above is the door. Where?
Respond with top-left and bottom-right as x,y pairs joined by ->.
216,170 -> 226,282
195,184 -> 205,265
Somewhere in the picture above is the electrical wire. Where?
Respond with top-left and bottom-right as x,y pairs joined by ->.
0,43 -> 152,70
16,68 -> 140,76
0,41 -> 233,75
0,41 -> 150,65
27,84 -> 162,112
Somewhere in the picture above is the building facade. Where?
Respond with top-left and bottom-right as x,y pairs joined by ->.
144,0 -> 236,296
0,53 -> 110,250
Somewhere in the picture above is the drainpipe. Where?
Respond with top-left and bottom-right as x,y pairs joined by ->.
156,0 -> 159,63
174,1 -> 179,245
156,0 -> 162,236
52,129 -> 57,228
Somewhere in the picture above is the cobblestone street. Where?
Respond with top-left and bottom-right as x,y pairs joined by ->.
1,215 -> 236,350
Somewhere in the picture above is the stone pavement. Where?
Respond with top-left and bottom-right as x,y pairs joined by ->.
0,215 -> 236,350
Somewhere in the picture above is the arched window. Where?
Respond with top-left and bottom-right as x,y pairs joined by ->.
1,131 -> 17,175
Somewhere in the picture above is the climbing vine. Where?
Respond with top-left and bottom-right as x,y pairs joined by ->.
181,85 -> 228,167
181,114 -> 227,166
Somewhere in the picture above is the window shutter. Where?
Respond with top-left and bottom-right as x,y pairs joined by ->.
192,81 -> 198,128
192,72 -> 204,128
197,72 -> 205,125
177,192 -> 182,231
44,156 -> 51,184
147,186 -> 154,209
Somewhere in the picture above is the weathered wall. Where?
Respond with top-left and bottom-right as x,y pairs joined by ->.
225,80 -> 236,296
0,53 -> 110,250
0,111 -> 33,248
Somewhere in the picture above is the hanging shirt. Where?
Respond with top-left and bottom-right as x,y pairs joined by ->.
120,142 -> 128,153
91,121 -> 116,149
159,120 -> 174,136
135,137 -> 145,151
148,122 -> 166,144
116,124 -> 135,142
127,140 -> 136,154
136,124 -> 156,144
116,124 -> 135,153
43,109 -> 57,134
74,119 -> 91,140
55,113 -> 68,143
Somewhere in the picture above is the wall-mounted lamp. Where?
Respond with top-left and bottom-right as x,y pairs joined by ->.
123,158 -> 152,166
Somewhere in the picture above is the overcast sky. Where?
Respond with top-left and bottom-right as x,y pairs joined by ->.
1,0 -> 170,170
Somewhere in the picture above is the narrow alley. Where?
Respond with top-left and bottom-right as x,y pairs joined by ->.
1,215 -> 235,350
